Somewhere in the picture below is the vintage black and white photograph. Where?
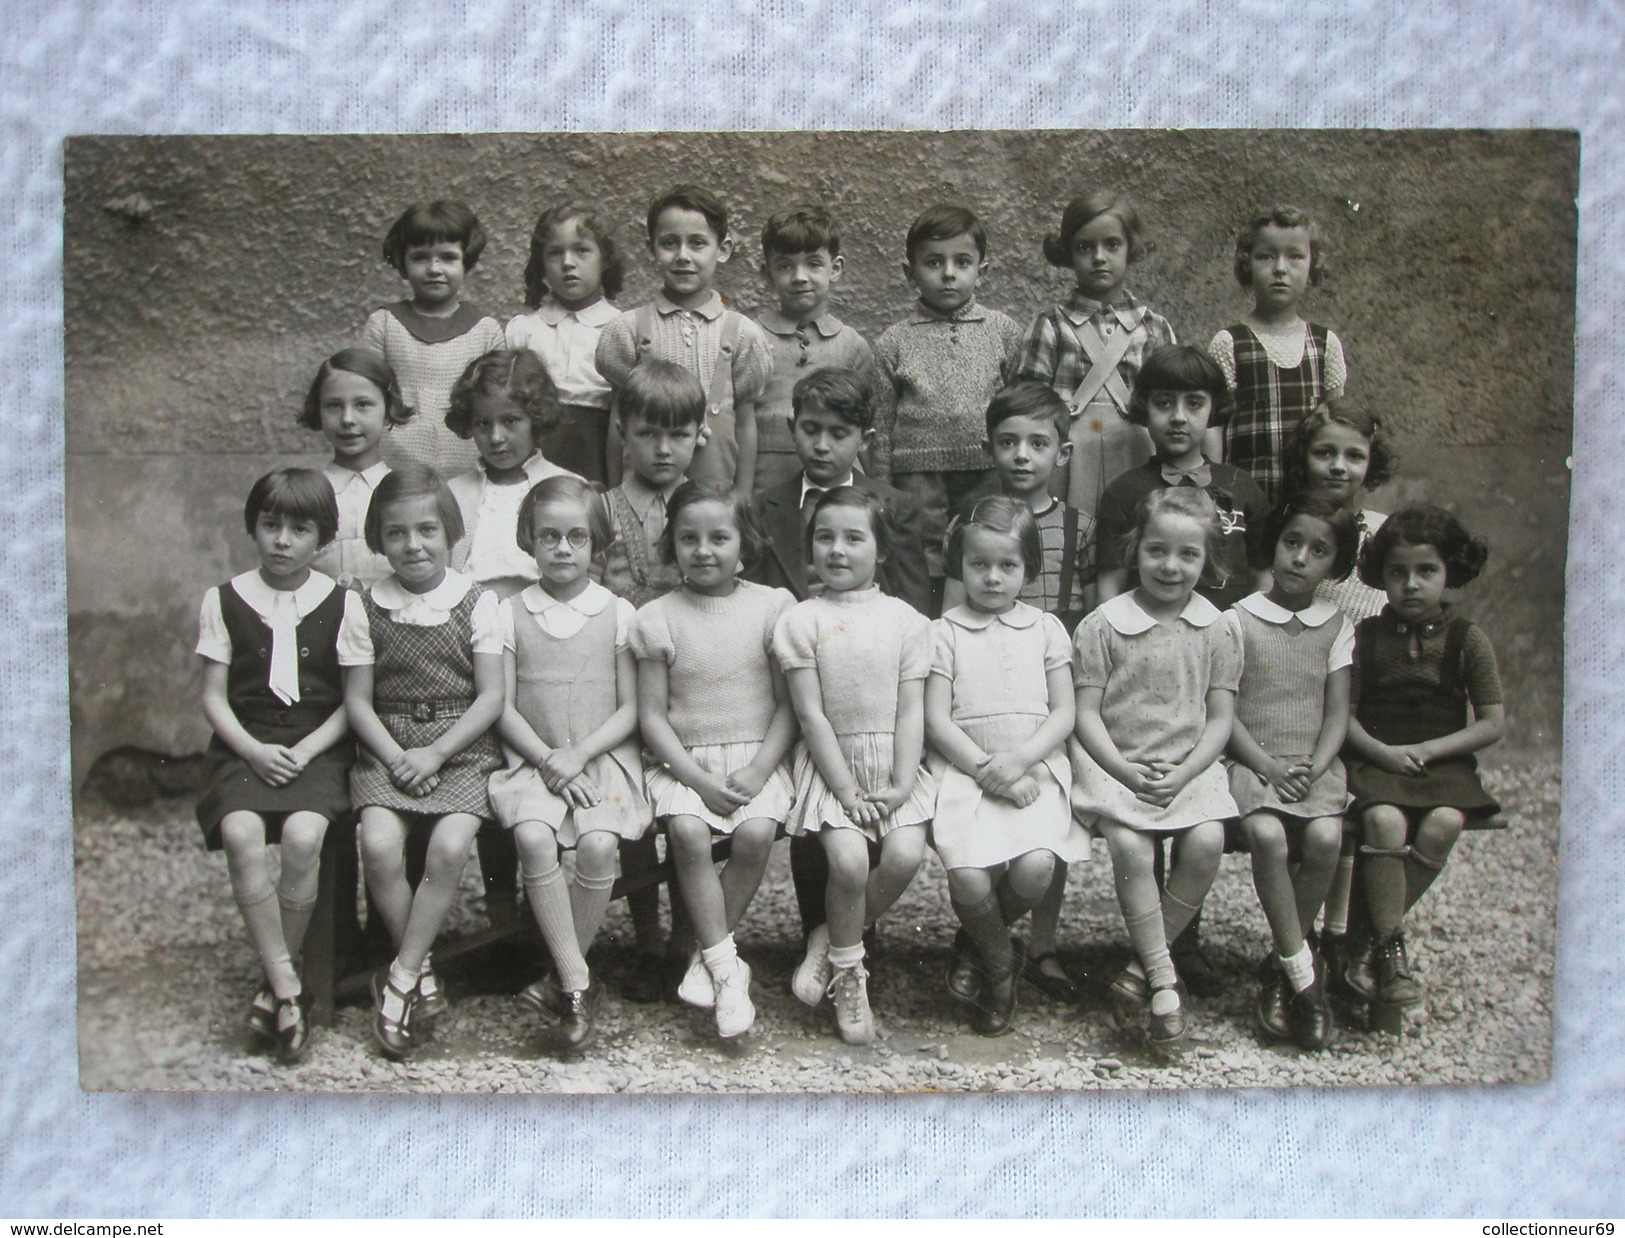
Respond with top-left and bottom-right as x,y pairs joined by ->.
64,128 -> 1572,1094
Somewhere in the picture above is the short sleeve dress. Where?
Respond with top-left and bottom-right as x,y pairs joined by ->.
629,580 -> 797,832
1345,605 -> 1502,818
193,570 -> 354,848
1224,592 -> 1354,820
773,587 -> 938,842
1069,591 -> 1243,831
927,603 -> 1092,869
486,582 -> 652,845
338,569 -> 504,818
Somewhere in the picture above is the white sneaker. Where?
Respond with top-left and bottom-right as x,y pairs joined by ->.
829,963 -> 875,1045
791,923 -> 833,1006
676,948 -> 716,1009
713,959 -> 755,1039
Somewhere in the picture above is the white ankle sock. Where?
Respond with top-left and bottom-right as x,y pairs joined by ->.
1280,942 -> 1315,993
701,935 -> 739,980
387,959 -> 420,995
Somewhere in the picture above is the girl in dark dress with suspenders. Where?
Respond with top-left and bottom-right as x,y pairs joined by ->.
1343,504 -> 1505,1012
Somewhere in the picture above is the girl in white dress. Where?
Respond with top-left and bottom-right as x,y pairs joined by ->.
776,488 -> 936,1046
926,497 -> 1091,1037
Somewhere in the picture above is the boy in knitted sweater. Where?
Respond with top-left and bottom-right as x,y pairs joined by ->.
873,204 -> 1025,605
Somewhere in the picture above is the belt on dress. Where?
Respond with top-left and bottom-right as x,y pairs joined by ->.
375,698 -> 472,722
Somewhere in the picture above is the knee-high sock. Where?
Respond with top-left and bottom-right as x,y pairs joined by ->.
524,864 -> 589,992
571,868 -> 617,958
236,884 -> 299,999
952,892 -> 1013,977
278,888 -> 318,965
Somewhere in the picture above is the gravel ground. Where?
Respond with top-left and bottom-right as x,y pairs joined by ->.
74,756 -> 1557,1094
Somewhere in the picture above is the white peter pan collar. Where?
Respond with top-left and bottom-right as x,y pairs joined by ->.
521,579 -> 613,639
1100,590 -> 1222,635
1236,592 -> 1341,628
370,569 -> 476,625
230,569 -> 336,620
942,601 -> 1042,631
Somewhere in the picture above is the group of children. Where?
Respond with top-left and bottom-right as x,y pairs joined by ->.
193,185 -> 1505,1066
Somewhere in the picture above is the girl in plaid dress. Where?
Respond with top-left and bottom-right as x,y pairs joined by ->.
1209,206 -> 1348,506
1016,191 -> 1177,519
340,465 -> 506,1058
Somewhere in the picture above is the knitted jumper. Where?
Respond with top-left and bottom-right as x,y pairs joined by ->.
628,580 -> 795,746
873,298 -> 1025,474
362,303 -> 506,477
772,588 -> 932,735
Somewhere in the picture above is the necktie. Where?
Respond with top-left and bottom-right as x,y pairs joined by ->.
267,591 -> 301,705
801,486 -> 827,527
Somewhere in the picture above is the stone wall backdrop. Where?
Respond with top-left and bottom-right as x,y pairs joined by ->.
64,130 -> 1575,780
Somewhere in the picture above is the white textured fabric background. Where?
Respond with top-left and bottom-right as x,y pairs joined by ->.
5,0 -> 1619,1218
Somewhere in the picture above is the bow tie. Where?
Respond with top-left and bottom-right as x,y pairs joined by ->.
1161,463 -> 1212,489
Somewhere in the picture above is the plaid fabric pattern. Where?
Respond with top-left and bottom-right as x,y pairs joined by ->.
364,588 -> 481,705
1028,499 -> 1095,618
352,587 -> 500,817
1014,290 -> 1175,412
1225,322 -> 1330,506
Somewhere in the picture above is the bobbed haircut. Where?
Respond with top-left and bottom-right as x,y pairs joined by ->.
646,184 -> 729,244
514,474 -> 614,558
1357,502 -> 1489,591
905,203 -> 988,262
1234,204 -> 1325,287
522,205 -> 626,307
243,467 -> 339,548
944,494 -> 1042,585
381,199 -> 487,274
791,367 -> 873,430
363,464 -> 464,555
298,348 -> 412,431
1119,486 -> 1231,590
614,358 -> 706,430
1127,344 -> 1235,428
1283,398 -> 1399,496
761,204 -> 840,258
985,381 -> 1070,439
804,485 -> 898,570
1041,190 -> 1148,267
658,479 -> 767,570
445,349 -> 561,441
1253,493 -> 1360,581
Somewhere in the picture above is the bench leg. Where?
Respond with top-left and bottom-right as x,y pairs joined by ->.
477,822 -> 521,932
303,817 -> 353,1027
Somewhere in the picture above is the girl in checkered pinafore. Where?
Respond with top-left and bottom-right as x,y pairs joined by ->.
1015,190 -> 1177,519
1209,206 -> 1348,507
339,465 -> 506,1059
